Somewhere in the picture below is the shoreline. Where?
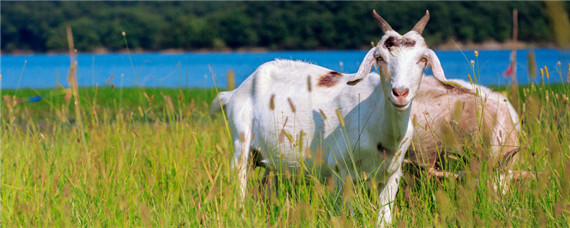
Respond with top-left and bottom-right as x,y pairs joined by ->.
433,40 -> 557,51
4,40 -> 560,56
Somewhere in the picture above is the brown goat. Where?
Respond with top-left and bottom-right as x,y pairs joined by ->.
407,77 -> 520,178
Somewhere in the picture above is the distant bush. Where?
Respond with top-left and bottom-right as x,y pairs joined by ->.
1,2 -> 568,52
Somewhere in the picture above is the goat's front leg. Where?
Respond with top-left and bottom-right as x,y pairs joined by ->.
377,167 -> 402,227
330,167 -> 352,215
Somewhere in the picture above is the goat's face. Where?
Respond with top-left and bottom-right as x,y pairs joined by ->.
348,10 -> 450,111
375,30 -> 428,110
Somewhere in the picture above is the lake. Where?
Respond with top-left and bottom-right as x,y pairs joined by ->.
1,49 -> 569,89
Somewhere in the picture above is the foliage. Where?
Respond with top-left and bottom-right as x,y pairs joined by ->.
2,2 -> 568,52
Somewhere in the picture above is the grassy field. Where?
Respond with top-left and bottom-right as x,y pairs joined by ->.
2,80 -> 569,226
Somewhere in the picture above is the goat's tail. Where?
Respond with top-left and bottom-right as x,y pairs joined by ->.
210,90 -> 234,114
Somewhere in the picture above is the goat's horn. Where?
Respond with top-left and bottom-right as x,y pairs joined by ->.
373,10 -> 393,33
412,10 -> 430,34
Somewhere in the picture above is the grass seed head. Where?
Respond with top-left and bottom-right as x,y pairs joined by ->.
304,146 -> 312,159
307,75 -> 312,92
298,130 -> 305,153
319,109 -> 327,120
106,75 -> 115,84
342,176 -> 353,204
148,94 -> 155,105
239,132 -> 245,142
287,97 -> 296,113
281,129 -> 294,143
164,95 -> 175,112
336,109 -> 345,126
315,146 -> 324,166
269,94 -> 275,110
436,189 -> 453,221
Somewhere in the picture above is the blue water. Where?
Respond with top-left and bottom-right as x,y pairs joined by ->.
1,49 -> 568,89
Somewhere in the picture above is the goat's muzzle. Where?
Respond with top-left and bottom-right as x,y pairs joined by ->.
391,88 -> 410,110
392,88 -> 409,100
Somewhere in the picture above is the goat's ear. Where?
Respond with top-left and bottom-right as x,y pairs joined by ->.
347,48 -> 376,86
425,49 -> 459,89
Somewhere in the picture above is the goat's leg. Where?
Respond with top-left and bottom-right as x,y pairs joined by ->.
261,169 -> 272,201
493,147 -> 520,194
258,168 -> 273,212
331,168 -> 356,216
377,167 -> 403,227
261,168 -> 271,185
232,127 -> 253,205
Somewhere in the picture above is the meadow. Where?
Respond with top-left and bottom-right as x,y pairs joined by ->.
2,72 -> 569,226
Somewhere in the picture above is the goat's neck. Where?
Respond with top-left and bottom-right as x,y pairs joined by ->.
370,87 -> 412,150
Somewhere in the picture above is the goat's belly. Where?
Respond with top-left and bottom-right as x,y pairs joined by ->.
341,152 -> 396,182
252,127 -> 336,177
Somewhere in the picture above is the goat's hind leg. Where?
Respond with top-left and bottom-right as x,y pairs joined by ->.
232,125 -> 253,205
260,168 -> 273,211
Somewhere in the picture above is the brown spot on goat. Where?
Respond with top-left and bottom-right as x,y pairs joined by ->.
318,71 -> 343,87
384,37 -> 400,48
402,38 -> 416,47
384,37 -> 416,49
378,143 -> 388,160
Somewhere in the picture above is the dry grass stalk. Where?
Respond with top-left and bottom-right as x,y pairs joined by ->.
66,26 -> 87,150
227,69 -> 235,90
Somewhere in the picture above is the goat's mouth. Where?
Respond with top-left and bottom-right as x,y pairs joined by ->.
391,102 -> 409,110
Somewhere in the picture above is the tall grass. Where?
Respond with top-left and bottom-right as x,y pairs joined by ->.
2,59 -> 569,226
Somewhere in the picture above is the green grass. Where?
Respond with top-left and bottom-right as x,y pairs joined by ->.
2,80 -> 569,226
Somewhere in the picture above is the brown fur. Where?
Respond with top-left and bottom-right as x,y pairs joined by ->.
408,77 -> 519,171
317,71 -> 343,87
384,36 -> 416,48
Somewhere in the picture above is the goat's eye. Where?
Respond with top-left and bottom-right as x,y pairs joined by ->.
375,55 -> 384,62
418,57 -> 428,64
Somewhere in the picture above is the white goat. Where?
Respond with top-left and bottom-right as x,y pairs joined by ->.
212,10 -> 453,225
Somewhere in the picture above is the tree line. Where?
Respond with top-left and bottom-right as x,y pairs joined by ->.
1,1 -> 568,53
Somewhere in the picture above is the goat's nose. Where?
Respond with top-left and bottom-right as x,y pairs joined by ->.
392,88 -> 409,99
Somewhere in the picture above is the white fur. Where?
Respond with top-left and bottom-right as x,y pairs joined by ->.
212,15 -> 450,227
